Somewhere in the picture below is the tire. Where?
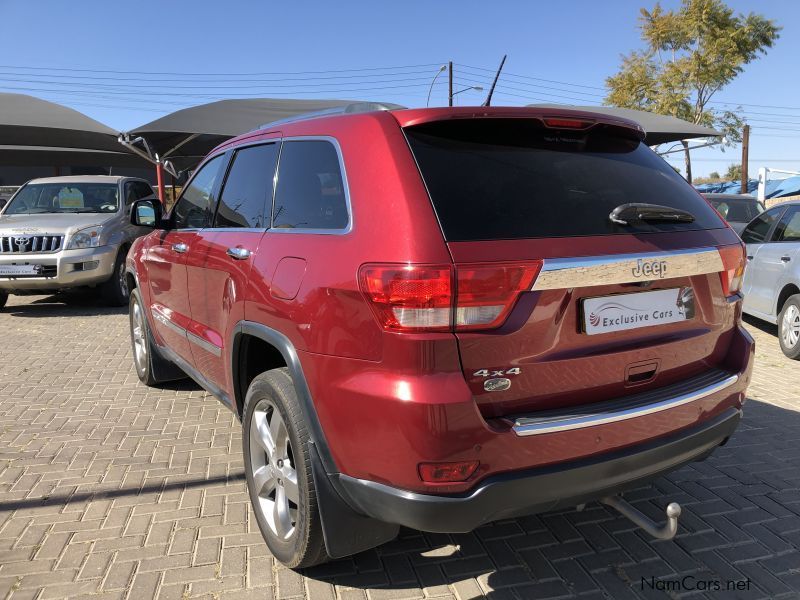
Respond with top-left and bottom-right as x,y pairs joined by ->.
778,294 -> 800,360
101,249 -> 130,306
242,368 -> 328,569
129,287 -> 184,385
0,290 -> 7,310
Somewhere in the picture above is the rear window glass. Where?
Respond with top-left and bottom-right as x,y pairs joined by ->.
405,119 -> 724,241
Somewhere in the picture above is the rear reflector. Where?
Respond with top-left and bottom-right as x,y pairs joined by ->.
718,244 -> 746,296
359,261 -> 542,332
418,461 -> 479,483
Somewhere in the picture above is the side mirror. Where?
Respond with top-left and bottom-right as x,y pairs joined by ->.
131,198 -> 164,228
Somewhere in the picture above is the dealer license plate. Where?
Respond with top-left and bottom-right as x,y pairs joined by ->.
582,288 -> 694,335
0,264 -> 41,277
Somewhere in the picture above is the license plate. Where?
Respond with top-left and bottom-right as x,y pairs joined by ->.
582,288 -> 694,335
0,264 -> 41,277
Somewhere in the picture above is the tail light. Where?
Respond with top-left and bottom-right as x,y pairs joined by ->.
718,244 -> 746,296
418,460 -> 479,483
359,261 -> 542,333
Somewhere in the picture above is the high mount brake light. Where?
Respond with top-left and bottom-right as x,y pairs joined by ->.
359,262 -> 543,333
542,117 -> 595,130
718,244 -> 746,296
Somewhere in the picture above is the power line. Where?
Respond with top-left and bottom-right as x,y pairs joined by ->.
0,62 -> 445,77
457,63 -> 607,91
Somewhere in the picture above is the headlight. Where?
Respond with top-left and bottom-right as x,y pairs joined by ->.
67,226 -> 103,249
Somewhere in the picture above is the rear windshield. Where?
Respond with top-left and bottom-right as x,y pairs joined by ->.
707,198 -> 764,223
405,119 -> 724,241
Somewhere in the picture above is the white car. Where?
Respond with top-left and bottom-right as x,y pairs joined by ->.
741,200 -> 800,358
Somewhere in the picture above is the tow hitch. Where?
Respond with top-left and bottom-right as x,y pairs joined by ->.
600,495 -> 682,540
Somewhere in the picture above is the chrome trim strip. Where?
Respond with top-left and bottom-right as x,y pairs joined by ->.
187,331 -> 223,357
151,306 -> 186,338
512,372 -> 739,437
532,247 -> 723,291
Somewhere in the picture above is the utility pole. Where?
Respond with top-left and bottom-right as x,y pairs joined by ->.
448,61 -> 453,107
741,124 -> 750,194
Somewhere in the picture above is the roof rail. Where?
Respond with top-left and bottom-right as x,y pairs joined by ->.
259,102 -> 406,130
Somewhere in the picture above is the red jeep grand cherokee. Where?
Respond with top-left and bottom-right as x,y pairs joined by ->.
126,105 -> 753,568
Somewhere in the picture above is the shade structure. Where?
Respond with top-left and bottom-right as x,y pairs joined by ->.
121,98 -> 393,166
0,93 -> 124,152
0,145 -> 151,169
527,104 -> 721,145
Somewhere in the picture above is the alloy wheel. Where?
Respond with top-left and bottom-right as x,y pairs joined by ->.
781,304 -> 800,349
249,399 -> 299,540
118,262 -> 129,299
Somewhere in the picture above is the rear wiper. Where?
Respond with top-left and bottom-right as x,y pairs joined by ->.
609,203 -> 695,226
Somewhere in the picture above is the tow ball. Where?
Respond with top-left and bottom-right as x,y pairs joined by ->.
600,495 -> 682,540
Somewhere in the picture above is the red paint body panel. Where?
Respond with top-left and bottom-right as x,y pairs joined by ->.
129,105 -> 755,503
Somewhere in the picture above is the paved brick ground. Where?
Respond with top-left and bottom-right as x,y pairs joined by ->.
1,293 -> 799,600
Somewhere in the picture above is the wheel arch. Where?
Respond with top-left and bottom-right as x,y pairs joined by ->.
231,321 -> 336,474
776,282 -> 800,316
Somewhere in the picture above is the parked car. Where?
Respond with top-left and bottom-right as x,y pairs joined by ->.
740,200 -> 800,358
702,193 -> 765,235
126,105 -> 753,568
0,175 -> 156,309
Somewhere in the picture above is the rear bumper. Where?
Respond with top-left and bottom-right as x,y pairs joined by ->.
335,407 -> 741,533
0,245 -> 117,291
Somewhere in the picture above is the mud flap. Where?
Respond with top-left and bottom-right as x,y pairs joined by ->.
309,442 -> 399,559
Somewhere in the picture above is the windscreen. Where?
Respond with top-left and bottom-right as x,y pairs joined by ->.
405,119 -> 724,241
5,183 -> 119,214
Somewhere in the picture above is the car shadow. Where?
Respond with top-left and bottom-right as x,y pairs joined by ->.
1,292 -> 127,317
302,399 -> 800,598
743,313 -> 778,337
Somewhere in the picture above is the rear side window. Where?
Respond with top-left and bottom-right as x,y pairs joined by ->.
272,140 -> 348,231
708,198 -> 762,223
215,143 -> 279,228
741,207 -> 782,244
405,119 -> 724,241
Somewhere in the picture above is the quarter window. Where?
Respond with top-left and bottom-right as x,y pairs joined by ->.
741,207 -> 783,244
272,140 -> 348,230
773,207 -> 800,242
172,154 -> 225,229
214,143 -> 279,228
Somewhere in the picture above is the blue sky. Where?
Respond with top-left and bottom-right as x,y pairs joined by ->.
0,0 -> 798,179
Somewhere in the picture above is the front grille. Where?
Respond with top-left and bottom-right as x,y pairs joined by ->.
0,235 -> 64,253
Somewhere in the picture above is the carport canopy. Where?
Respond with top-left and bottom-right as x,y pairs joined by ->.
120,98 -> 405,171
0,93 -> 124,152
527,104 -> 721,145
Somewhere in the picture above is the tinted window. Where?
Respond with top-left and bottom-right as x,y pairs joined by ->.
405,120 -> 724,241
708,198 -> 762,223
741,207 -> 783,244
214,143 -> 279,228
773,207 -> 800,242
172,154 -> 225,229
273,140 -> 348,230
133,181 -> 155,200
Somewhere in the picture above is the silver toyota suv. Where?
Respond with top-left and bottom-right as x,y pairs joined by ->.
0,175 -> 156,309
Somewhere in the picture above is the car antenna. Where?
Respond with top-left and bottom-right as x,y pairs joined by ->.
482,54 -> 507,107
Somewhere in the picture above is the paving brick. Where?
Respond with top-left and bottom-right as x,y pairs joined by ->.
3,296 -> 800,600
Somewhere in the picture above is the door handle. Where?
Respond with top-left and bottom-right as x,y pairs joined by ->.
171,243 -> 188,254
781,255 -> 791,262
746,255 -> 753,261
226,247 -> 251,260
